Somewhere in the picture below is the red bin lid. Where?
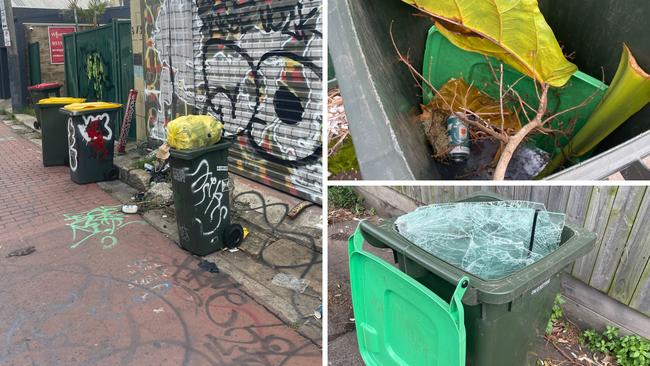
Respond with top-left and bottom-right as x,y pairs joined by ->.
27,82 -> 63,91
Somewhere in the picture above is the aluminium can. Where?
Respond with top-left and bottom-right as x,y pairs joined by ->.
446,114 -> 470,163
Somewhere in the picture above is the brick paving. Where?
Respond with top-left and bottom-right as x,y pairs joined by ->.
0,122 -> 321,365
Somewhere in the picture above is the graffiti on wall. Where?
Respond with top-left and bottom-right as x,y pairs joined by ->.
86,52 -> 109,100
142,0 -> 322,201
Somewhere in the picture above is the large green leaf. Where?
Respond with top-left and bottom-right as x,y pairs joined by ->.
537,44 -> 650,177
402,0 -> 577,87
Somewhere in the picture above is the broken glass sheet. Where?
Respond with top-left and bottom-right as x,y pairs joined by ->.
394,201 -> 565,280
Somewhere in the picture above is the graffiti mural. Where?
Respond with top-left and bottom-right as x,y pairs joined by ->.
142,0 -> 322,202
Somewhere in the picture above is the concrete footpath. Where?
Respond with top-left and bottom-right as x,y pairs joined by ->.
0,121 -> 321,365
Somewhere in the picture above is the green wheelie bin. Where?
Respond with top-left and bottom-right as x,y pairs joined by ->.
27,82 -> 63,105
349,193 -> 597,366
61,102 -> 122,184
169,138 -> 244,256
35,97 -> 86,166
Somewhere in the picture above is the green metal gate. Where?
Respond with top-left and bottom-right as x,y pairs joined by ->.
63,20 -> 134,139
28,42 -> 41,86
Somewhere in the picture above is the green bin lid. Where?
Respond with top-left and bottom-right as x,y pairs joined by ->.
422,25 -> 607,155
349,225 -> 468,366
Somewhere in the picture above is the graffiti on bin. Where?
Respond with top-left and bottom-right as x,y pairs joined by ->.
142,0 -> 322,201
189,160 -> 230,239
67,118 -> 78,172
78,113 -> 113,159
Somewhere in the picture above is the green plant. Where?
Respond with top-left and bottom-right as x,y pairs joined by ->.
132,155 -> 157,169
86,52 -> 107,100
63,0 -> 109,27
580,326 -> 650,366
17,106 -> 36,117
545,294 -> 565,334
329,186 -> 365,214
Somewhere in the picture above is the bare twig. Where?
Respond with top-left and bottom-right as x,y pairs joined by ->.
499,64 -> 505,131
328,130 -> 349,157
545,336 -> 586,366
390,22 -> 508,144
493,84 -> 550,180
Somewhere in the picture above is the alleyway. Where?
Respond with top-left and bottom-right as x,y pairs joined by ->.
0,122 -> 321,365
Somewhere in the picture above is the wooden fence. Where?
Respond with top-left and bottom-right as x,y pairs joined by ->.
389,185 -> 650,317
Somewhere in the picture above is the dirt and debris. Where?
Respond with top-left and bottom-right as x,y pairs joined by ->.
198,259 -> 219,273
328,88 -> 348,154
328,89 -> 362,180
7,246 -> 36,257
540,318 -> 617,366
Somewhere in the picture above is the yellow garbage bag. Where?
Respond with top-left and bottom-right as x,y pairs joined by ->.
166,115 -> 224,150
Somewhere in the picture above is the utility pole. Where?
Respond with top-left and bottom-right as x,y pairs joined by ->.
1,0 -> 20,110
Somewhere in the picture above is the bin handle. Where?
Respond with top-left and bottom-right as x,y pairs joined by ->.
349,225 -> 365,253
449,276 -> 469,329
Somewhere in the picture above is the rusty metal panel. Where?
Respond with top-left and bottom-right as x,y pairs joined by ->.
143,0 -> 322,203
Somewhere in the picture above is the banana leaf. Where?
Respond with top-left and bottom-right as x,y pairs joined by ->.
537,44 -> 650,178
402,0 -> 577,87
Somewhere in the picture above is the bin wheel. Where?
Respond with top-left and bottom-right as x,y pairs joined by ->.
34,121 -> 40,130
226,224 -> 244,249
105,167 -> 120,181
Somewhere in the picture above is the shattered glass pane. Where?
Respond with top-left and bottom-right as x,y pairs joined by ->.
394,201 -> 565,280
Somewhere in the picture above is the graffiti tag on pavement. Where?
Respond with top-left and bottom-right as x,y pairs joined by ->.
64,206 -> 145,249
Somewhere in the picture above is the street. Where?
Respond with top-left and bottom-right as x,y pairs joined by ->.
0,121 -> 321,365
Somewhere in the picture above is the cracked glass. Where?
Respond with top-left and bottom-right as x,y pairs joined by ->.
394,201 -> 565,280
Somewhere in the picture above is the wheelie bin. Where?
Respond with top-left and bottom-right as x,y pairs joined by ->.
35,97 -> 85,166
348,193 -> 597,366
169,138 -> 244,255
329,0 -> 650,180
60,102 -> 122,184
27,82 -> 63,105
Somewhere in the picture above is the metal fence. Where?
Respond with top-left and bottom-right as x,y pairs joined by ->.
63,19 -> 134,139
389,185 -> 650,317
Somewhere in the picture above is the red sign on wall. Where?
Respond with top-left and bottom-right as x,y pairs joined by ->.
48,26 -> 76,64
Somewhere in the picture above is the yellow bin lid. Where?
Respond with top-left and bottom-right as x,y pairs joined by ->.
63,102 -> 122,112
37,97 -> 86,105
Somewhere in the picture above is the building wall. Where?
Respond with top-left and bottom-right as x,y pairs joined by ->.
134,0 -> 323,202
24,23 -> 93,93
129,0 -> 145,141
8,6 -> 131,107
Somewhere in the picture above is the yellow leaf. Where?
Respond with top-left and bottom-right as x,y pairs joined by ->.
430,78 -> 521,132
402,0 -> 577,87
